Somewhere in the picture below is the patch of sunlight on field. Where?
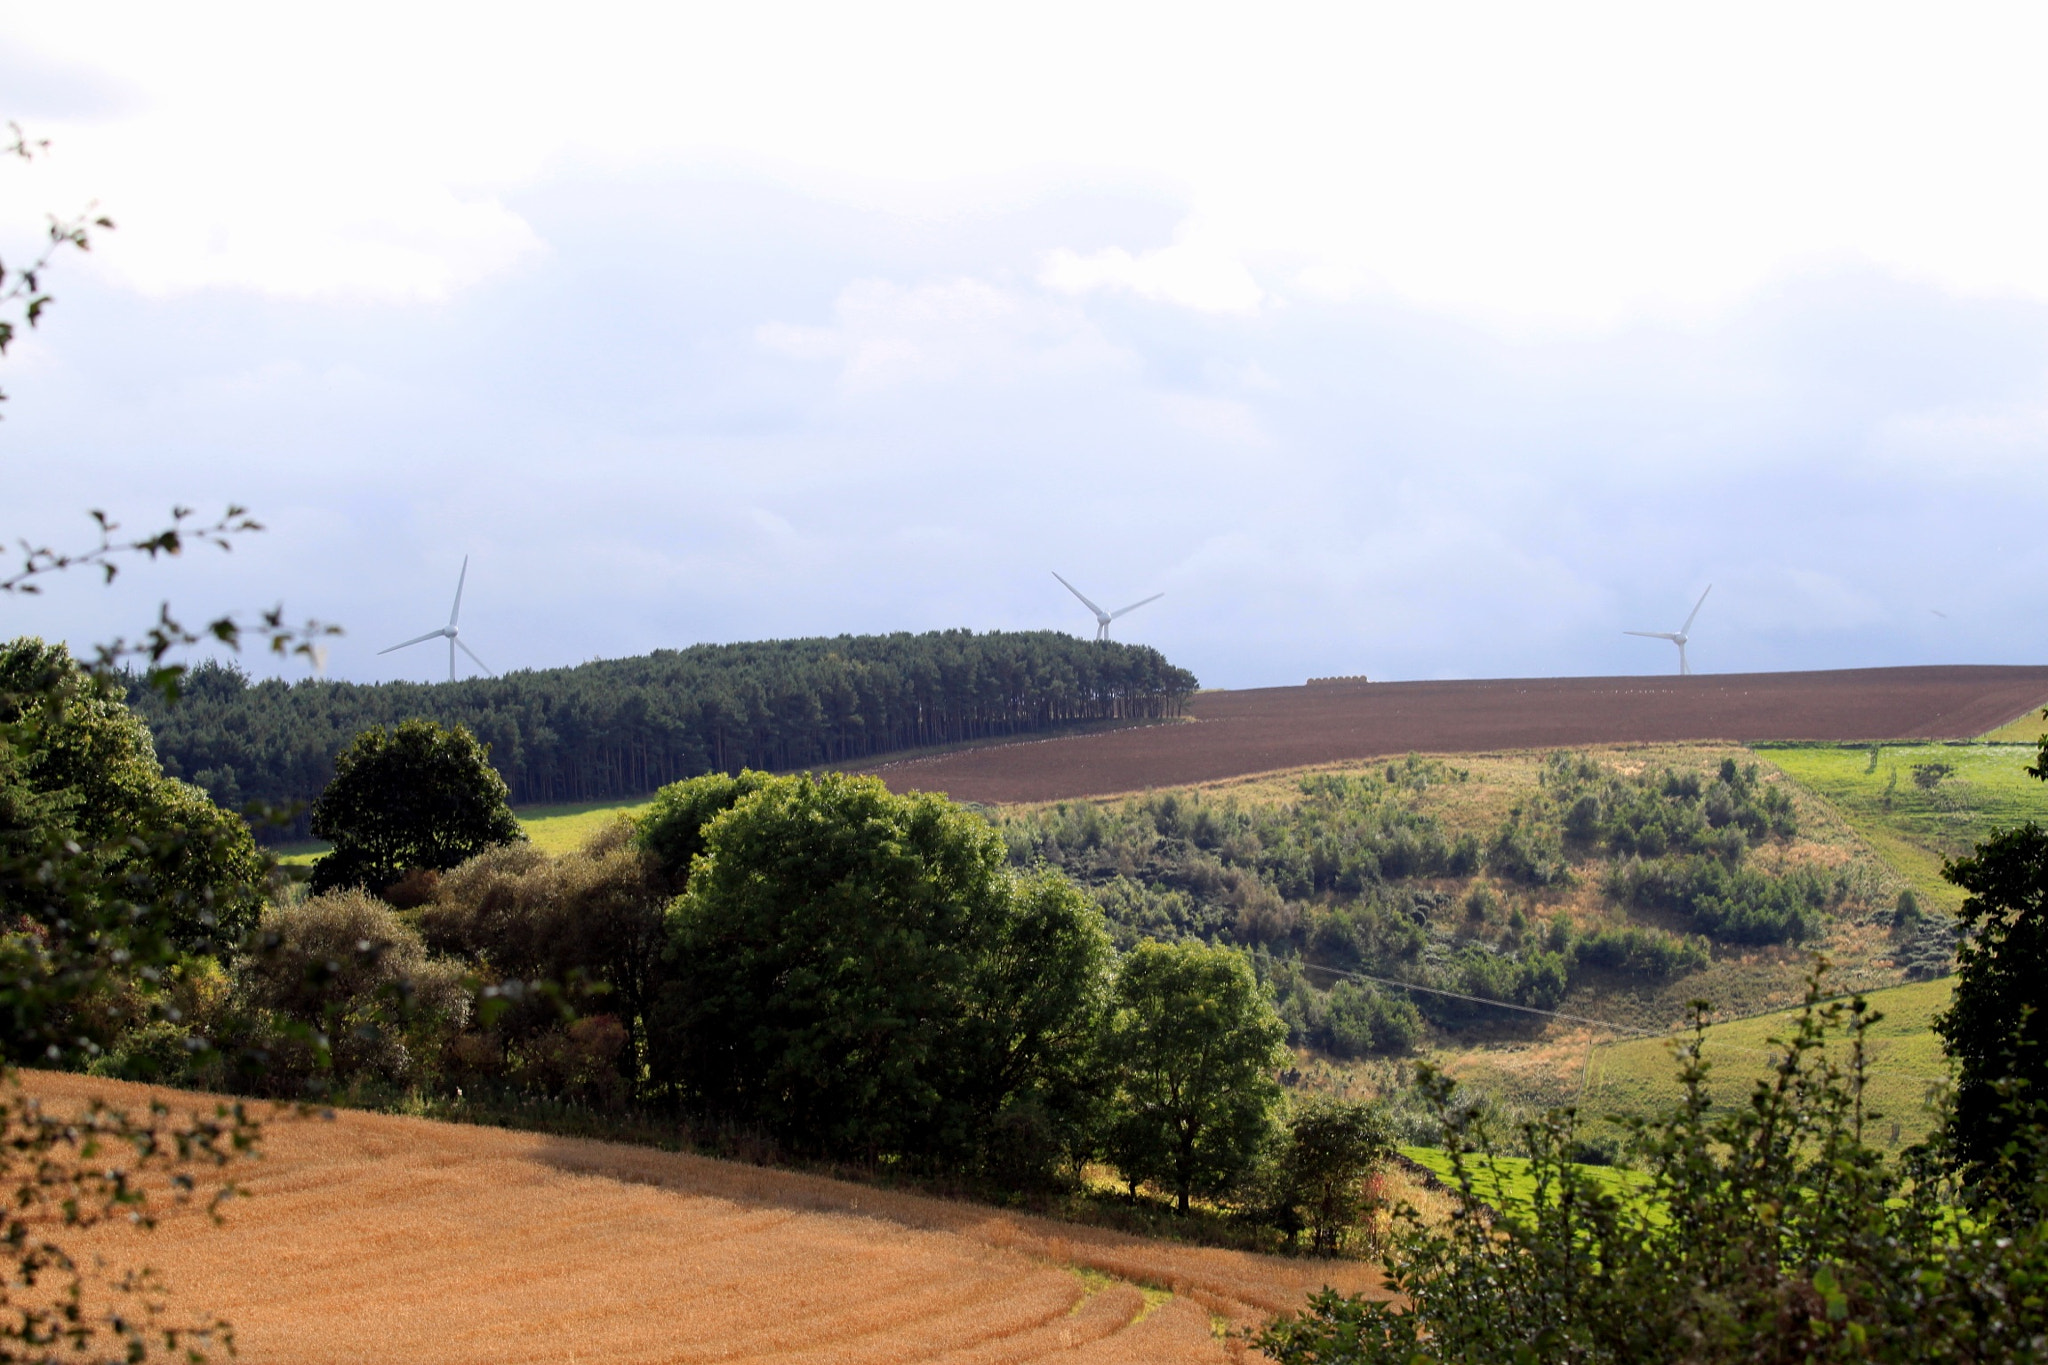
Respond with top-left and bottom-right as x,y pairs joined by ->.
1585,976 -> 1954,1150
270,843 -> 327,868
265,798 -> 654,871
1399,1146 -> 1651,1218
516,798 -> 653,855
1980,705 -> 2048,744
1756,742 -> 2048,911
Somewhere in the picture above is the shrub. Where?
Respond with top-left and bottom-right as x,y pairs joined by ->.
1606,855 -> 1834,944
1571,923 -> 1710,979
1486,809 -> 1570,886
1270,1097 -> 1394,1256
419,819 -> 666,1089
508,1015 -> 631,1110
237,889 -> 470,1089
1259,977 -> 2048,1364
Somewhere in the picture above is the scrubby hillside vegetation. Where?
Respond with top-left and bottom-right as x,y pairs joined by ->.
128,631 -> 1197,834
997,748 -> 1931,1059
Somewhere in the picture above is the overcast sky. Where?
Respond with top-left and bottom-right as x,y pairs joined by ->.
5,2 -> 2047,690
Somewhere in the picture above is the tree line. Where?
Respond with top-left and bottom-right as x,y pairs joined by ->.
78,722 -> 1388,1250
126,630 -> 1197,834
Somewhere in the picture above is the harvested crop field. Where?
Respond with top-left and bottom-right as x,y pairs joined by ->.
863,665 -> 2048,805
19,1071 -> 1381,1364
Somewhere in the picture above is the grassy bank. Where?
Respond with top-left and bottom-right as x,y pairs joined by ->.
1582,976 -> 1954,1149
1759,742 -> 2047,911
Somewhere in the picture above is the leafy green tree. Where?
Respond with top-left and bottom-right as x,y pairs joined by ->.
1272,1096 -> 1393,1255
634,768 -> 776,892
0,637 -> 266,958
1937,821 -> 2048,1191
658,772 -> 1110,1176
309,719 -> 522,895
1103,939 -> 1286,1213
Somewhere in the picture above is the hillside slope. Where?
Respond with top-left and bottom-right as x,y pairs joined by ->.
24,1071 -> 1381,1365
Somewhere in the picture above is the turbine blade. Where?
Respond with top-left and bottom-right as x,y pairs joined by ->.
1680,583 -> 1712,635
457,639 -> 494,676
1622,631 -> 1679,641
449,556 -> 469,628
378,628 -> 446,655
1051,571 -> 1109,623
1109,592 -> 1164,620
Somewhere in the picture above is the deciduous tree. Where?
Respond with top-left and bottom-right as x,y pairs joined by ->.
1273,1096 -> 1393,1255
658,772 -> 1110,1176
1938,819 -> 2048,1191
0,637 -> 266,960
1102,939 -> 1286,1213
309,718 -> 522,895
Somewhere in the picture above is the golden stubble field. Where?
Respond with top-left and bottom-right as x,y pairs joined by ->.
19,1071 -> 1384,1365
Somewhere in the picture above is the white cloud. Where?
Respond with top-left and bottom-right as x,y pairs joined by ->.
756,277 -> 1130,391
13,2 -> 2048,324
1157,393 -> 1269,446
1870,404 -> 2048,480
1041,221 -> 1264,314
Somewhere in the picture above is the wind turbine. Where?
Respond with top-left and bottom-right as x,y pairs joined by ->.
1053,571 -> 1163,642
1625,584 -> 1712,676
379,556 -> 494,682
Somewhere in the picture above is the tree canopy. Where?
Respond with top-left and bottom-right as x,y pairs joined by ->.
1,637 -> 266,963
656,771 -> 1111,1176
1102,938 -> 1287,1213
308,718 -> 523,895
129,631 -> 1199,835
1938,823 -> 2048,1190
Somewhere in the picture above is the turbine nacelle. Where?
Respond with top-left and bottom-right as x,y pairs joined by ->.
1052,571 -> 1163,642
1624,585 -> 1712,676
379,556 -> 495,682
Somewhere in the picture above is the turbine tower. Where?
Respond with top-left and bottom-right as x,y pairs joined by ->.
1625,584 -> 1712,676
1053,571 -> 1163,642
379,556 -> 495,682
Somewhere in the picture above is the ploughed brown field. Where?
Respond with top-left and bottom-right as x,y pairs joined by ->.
863,665 -> 2048,805
22,1071 -> 1382,1364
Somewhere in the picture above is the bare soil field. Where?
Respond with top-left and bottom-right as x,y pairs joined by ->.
20,1071 -> 1381,1364
863,666 -> 2048,805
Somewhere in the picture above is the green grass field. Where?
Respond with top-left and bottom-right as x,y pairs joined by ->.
1399,1145 -> 1650,1215
270,796 -> 655,867
1583,976 -> 1954,1148
1757,743 -> 2048,910
1979,705 -> 2048,744
512,798 -> 653,854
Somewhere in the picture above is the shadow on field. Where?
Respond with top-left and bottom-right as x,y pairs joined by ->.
523,1130 -> 1389,1325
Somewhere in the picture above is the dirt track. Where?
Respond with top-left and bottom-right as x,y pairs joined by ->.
863,666 -> 2048,805
23,1071 -> 1379,1364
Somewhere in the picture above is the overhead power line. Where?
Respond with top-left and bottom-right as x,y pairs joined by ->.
1293,960 -> 1661,1038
